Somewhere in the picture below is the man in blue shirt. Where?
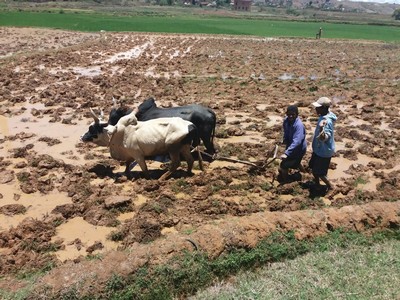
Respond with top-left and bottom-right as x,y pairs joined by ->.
309,97 -> 337,190
279,105 -> 307,183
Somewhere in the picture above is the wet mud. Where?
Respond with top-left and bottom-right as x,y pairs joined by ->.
0,27 -> 399,296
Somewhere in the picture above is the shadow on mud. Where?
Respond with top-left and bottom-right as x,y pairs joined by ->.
278,173 -> 330,198
301,181 -> 330,198
87,163 -> 194,180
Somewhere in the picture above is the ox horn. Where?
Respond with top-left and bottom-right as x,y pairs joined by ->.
112,96 -> 117,110
90,108 -> 100,124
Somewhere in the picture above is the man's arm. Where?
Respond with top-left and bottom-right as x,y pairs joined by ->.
284,123 -> 305,157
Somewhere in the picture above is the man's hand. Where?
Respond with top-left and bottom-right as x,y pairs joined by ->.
319,120 -> 326,131
280,154 -> 287,160
317,130 -> 327,141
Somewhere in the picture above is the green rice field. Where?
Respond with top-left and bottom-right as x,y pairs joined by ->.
0,10 -> 399,41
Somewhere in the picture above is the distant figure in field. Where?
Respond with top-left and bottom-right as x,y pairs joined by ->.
316,27 -> 322,39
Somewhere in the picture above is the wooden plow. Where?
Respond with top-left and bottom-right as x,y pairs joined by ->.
197,144 -> 279,171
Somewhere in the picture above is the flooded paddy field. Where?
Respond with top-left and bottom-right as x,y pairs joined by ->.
0,27 -> 399,297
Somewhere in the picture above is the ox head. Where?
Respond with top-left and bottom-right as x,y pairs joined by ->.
136,97 -> 156,119
80,108 -> 114,147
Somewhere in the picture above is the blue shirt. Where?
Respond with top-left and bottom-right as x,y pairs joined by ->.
283,116 -> 307,158
312,111 -> 337,158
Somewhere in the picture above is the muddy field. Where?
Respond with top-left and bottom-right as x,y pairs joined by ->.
0,27 -> 399,297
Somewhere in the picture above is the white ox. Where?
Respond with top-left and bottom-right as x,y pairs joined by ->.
81,109 -> 201,180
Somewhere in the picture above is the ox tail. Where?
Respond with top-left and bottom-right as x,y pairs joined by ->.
184,124 -> 204,171
188,124 -> 204,171
209,108 -> 217,154
183,124 -> 200,148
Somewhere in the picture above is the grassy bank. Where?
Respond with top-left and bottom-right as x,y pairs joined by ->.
52,229 -> 400,299
2,229 -> 398,299
0,10 -> 400,41
192,235 -> 400,299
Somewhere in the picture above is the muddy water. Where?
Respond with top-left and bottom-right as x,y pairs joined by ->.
1,103 -> 88,239
0,103 -> 89,165
224,134 -> 267,144
0,183 -> 72,231
51,194 -> 151,261
52,217 -> 119,262
0,102 -> 117,261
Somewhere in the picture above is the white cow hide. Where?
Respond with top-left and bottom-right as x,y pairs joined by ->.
108,116 -> 192,162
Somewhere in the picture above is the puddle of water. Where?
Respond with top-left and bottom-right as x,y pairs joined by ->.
330,153 -> 385,182
335,138 -> 355,152
225,112 -> 251,122
71,66 -> 102,78
330,157 -> 353,180
348,116 -> 371,127
104,41 -> 152,63
355,153 -> 384,166
278,73 -> 294,80
256,104 -> 270,111
209,50 -> 224,59
265,115 -> 282,127
169,49 -> 180,60
143,66 -> 180,79
358,174 -> 380,192
209,160 -> 239,169
0,103 -> 89,165
151,50 -> 163,61
379,121 -> 392,131
52,217 -> 119,262
223,134 -> 267,144
0,183 -> 72,231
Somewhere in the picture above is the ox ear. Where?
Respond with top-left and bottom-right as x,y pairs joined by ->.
90,108 -> 100,124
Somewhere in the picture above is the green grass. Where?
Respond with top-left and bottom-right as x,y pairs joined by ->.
192,238 -> 400,299
0,10 -> 399,41
12,229 -> 396,299
1,229 -> 399,299
99,229 -> 400,299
